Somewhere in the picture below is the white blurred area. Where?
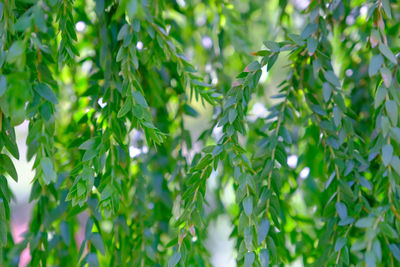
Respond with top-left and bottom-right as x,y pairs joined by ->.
8,120 -> 34,267
9,120 -> 34,203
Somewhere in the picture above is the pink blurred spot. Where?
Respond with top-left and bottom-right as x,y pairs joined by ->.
11,222 -> 31,267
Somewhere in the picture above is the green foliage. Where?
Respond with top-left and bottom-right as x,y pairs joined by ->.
0,0 -> 400,266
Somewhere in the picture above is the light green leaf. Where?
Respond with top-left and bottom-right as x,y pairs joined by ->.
229,109 -> 237,124
382,0 -> 392,19
133,91 -> 148,108
127,0 -> 138,19
374,86 -> 386,109
333,106 -> 341,127
322,82 -> 332,102
41,157 -> 57,184
117,98 -> 132,118
244,252 -> 255,267
0,75 -> 6,97
335,202 -> 347,220
382,144 -> 393,167
257,219 -> 270,245
380,67 -> 392,87
34,83 -> 58,104
379,43 -> 397,64
391,156 -> 400,176
167,252 -> 181,267
380,222 -> 399,239
385,100 -> 398,125
389,244 -> 400,262
91,233 -> 106,255
301,23 -> 318,39
355,217 -> 374,228
335,237 -> 347,252
368,54 -> 384,77
6,41 -> 25,64
365,251 -> 376,267
243,196 -> 253,217
324,70 -> 341,88
259,249 -> 269,267
307,37 -> 317,55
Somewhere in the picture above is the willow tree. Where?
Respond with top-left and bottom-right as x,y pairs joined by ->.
0,0 -> 400,266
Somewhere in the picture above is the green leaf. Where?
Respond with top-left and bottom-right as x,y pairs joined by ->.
212,145 -> 223,156
133,91 -> 148,108
229,109 -> 237,124
117,98 -> 132,118
0,154 -> 18,182
243,196 -> 253,217
385,100 -> 398,125
379,222 -> 399,239
382,144 -> 393,167
307,37 -> 317,55
34,83 -> 58,104
381,116 -> 391,137
355,217 -> 374,228
351,239 -> 366,252
6,41 -> 25,63
374,86 -> 386,109
391,156 -> 400,176
127,0 -> 138,19
86,253 -> 99,267
246,61 -> 261,72
117,24 -> 129,41
335,237 -> 347,252
365,251 -> 376,267
264,41 -> 280,52
382,0 -> 392,19
183,104 -> 199,117
301,23 -> 318,39
79,139 -> 96,150
244,226 -> 252,250
259,249 -> 269,267
257,219 -> 270,245
322,82 -> 332,102
390,127 -> 400,144
368,54 -> 384,77
324,70 -> 341,88
244,252 -> 255,267
90,233 -> 106,255
2,132 -> 19,159
380,67 -> 392,87
41,157 -> 57,185
372,240 -> 382,261
333,106 -> 341,127
335,202 -> 347,220
0,75 -> 6,97
389,244 -> 400,262
379,43 -> 397,64
167,252 -> 181,267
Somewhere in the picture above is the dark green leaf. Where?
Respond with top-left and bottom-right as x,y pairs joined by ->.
0,154 -> 18,182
